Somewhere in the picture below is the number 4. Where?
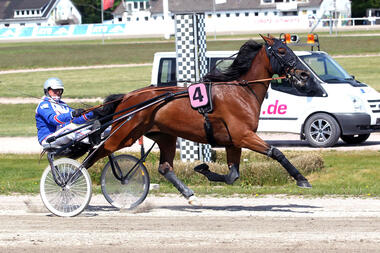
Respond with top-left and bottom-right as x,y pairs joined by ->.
192,87 -> 204,102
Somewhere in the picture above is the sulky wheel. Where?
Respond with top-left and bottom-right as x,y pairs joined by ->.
101,154 -> 150,210
40,158 -> 92,217
304,113 -> 341,148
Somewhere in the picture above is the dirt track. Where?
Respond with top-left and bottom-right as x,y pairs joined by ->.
0,194 -> 380,252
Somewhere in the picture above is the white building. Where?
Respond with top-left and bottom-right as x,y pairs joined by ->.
149,0 -> 322,18
113,0 -> 151,23
112,0 -> 326,23
110,0 -> 353,35
0,0 -> 81,28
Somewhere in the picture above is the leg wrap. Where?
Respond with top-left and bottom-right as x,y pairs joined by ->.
194,163 -> 225,182
163,171 -> 194,199
267,146 -> 306,182
194,163 -> 240,185
225,164 -> 240,185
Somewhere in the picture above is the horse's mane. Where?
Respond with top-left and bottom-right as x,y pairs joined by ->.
203,40 -> 263,82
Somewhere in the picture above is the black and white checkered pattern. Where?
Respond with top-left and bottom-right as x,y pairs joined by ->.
175,13 -> 212,162
175,14 -> 196,86
179,138 -> 199,162
202,144 -> 213,162
196,14 -> 208,80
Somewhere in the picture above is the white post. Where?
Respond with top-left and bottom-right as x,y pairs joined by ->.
213,0 -> 216,40
163,0 -> 170,39
334,0 -> 337,35
101,0 -> 104,44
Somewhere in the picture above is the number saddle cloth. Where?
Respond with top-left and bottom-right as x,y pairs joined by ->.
188,82 -> 217,147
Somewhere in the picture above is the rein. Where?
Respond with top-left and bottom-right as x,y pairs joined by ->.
82,85 -> 186,114
83,75 -> 287,114
209,75 -> 287,86
0,80 -> 94,109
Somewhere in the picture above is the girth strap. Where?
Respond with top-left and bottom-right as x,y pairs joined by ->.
202,112 -> 217,147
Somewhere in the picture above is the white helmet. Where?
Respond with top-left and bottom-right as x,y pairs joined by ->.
44,77 -> 64,99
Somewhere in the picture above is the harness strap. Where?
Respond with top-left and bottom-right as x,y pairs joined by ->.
240,80 -> 261,103
202,112 -> 217,147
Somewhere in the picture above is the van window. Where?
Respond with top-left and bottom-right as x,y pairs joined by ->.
300,53 -> 351,83
158,58 -> 176,86
271,74 -> 293,92
271,74 -> 313,97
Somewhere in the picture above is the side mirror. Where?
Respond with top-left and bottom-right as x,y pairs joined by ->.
351,75 -> 355,80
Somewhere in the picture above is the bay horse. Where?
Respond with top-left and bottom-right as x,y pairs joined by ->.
86,35 -> 313,204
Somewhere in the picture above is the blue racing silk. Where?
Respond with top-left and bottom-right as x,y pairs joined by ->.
35,96 -> 94,143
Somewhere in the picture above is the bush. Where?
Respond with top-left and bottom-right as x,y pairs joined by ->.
137,151 -> 323,186
87,150 -> 323,187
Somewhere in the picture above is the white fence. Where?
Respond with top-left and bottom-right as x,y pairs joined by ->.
0,17 -> 379,40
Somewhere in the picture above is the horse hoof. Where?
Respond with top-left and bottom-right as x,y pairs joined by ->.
225,171 -> 239,185
297,180 -> 312,188
188,195 -> 202,206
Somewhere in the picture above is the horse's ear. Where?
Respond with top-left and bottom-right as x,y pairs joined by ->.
260,34 -> 274,46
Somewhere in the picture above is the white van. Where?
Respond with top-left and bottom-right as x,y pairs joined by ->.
150,49 -> 380,148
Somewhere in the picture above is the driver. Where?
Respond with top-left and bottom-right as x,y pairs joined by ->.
35,77 -> 95,148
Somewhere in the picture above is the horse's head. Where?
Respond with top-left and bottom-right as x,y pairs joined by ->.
260,35 -> 310,90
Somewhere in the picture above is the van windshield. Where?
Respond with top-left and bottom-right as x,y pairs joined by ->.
299,53 -> 352,83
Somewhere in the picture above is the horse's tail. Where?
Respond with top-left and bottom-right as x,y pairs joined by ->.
93,93 -> 125,122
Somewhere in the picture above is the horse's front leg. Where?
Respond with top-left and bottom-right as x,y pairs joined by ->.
147,133 -> 199,205
194,146 -> 241,185
239,131 -> 311,188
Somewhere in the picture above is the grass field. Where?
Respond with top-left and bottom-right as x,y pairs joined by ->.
0,104 -> 36,137
0,65 -> 152,98
0,34 -> 380,70
335,57 -> 380,90
0,150 -> 379,196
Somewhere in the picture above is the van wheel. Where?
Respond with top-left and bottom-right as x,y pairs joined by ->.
341,134 -> 370,144
304,113 -> 341,147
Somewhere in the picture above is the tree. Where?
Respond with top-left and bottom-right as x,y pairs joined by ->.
351,0 -> 380,17
72,0 -> 122,24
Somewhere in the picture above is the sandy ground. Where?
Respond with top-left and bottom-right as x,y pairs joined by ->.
0,194 -> 379,252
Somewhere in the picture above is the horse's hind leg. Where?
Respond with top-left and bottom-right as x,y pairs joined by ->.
148,133 -> 198,203
240,131 -> 311,188
194,146 -> 241,185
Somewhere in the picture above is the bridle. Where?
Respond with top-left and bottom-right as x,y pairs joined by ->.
265,40 -> 309,87
265,41 -> 297,75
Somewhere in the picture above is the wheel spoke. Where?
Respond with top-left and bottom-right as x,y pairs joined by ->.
40,158 -> 91,217
101,155 -> 149,209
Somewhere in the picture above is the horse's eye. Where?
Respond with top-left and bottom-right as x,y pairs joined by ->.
278,48 -> 286,55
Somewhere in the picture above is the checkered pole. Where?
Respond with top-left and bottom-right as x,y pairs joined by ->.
175,13 -> 212,162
